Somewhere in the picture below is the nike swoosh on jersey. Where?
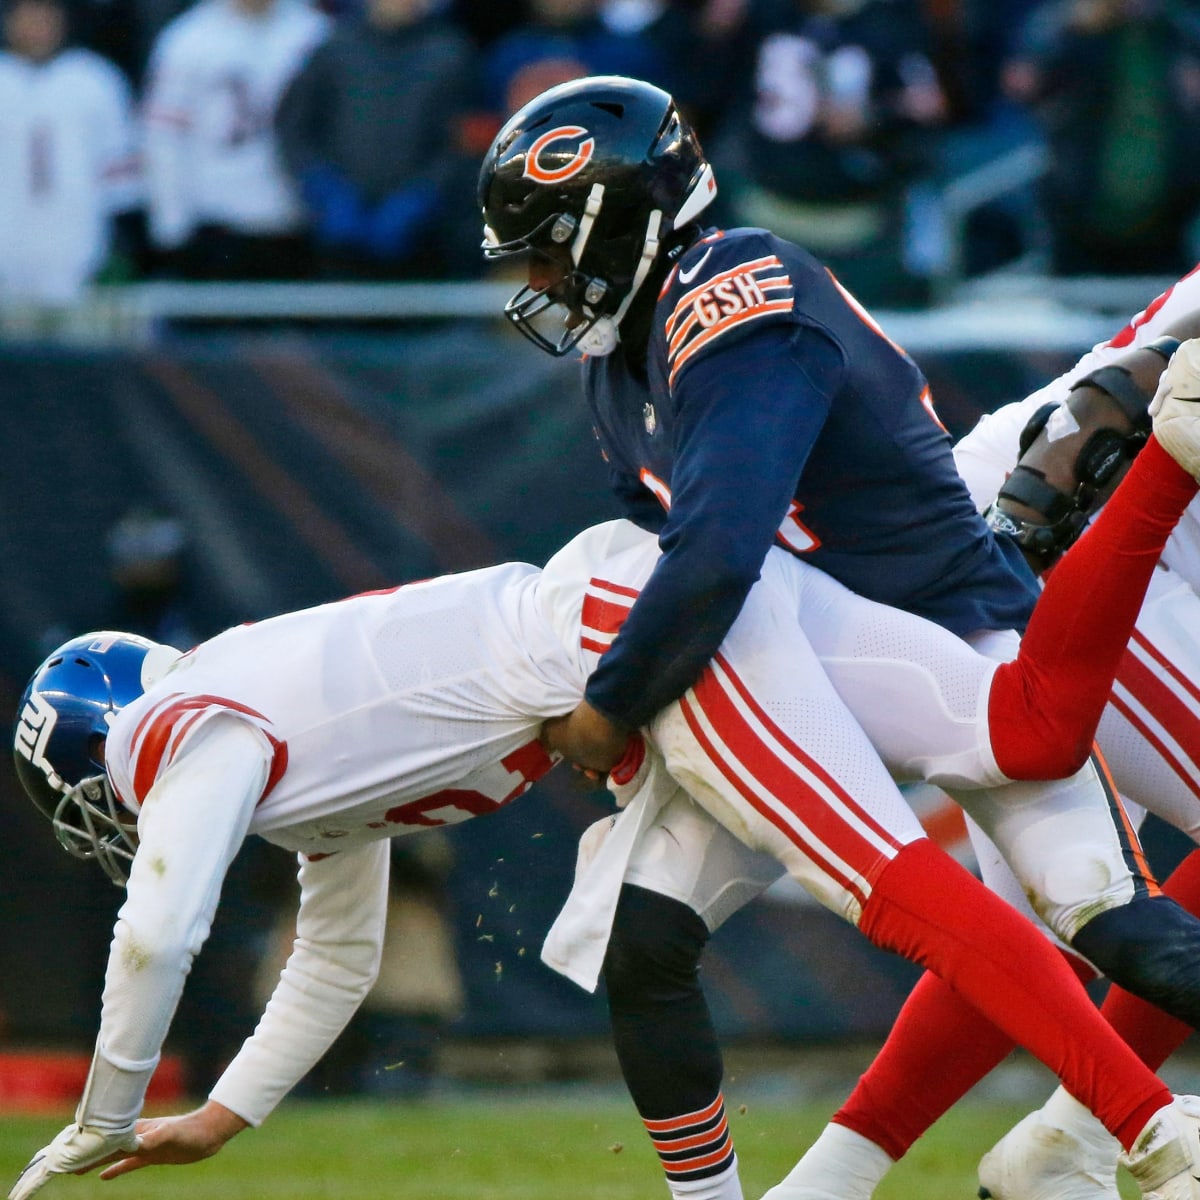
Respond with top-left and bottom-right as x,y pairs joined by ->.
678,247 -> 713,284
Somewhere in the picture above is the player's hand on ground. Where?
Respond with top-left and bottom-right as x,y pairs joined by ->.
9,1123 -> 140,1199
540,701 -> 631,774
98,1101 -> 249,1180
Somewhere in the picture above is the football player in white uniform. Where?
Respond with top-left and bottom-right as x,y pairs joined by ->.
11,365 -> 1200,1199
762,275 -> 1200,1200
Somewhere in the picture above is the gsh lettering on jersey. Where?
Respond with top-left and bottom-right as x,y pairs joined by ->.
665,255 -> 795,387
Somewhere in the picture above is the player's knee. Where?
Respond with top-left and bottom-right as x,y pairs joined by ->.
603,885 -> 709,1010
989,676 -> 1094,779
997,725 -> 1092,781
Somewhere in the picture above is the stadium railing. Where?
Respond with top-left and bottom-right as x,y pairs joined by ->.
0,274 -> 1178,354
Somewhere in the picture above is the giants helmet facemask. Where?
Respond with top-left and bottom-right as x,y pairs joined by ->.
478,75 -> 717,357
13,631 -> 180,886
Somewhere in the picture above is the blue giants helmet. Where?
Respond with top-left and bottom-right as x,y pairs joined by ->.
12,631 -> 176,885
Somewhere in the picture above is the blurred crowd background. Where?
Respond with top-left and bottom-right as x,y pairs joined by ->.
3,0 -> 1200,1108
2,0 -> 1200,314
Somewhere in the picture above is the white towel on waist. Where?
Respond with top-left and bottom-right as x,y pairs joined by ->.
541,748 -> 683,992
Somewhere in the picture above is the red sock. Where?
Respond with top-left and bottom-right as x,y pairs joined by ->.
858,840 -> 1169,1151
990,438 -> 1198,779
1098,849 -> 1200,1070
834,952 -> 1095,1160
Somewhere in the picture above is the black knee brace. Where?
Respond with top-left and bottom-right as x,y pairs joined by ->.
602,884 -> 719,1118
1072,895 -> 1200,1030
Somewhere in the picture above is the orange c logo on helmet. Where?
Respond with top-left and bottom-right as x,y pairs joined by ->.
523,126 -> 595,184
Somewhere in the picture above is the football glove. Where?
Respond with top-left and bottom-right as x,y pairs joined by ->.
1150,338 -> 1200,479
9,1123 -> 140,1200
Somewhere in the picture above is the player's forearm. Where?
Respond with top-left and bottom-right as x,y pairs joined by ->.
987,332 -> 1191,571
210,843 -> 389,1125
585,533 -> 755,729
84,719 -> 268,1129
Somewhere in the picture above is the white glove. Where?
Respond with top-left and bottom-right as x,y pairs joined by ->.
1149,339 -> 1200,479
9,1124 -> 141,1200
1149,339 -> 1200,416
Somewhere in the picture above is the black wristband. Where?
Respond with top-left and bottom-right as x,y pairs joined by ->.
1069,364 -> 1152,429
1144,335 -> 1182,363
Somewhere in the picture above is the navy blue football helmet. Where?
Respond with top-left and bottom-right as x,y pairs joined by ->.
478,75 -> 717,356
13,631 -> 170,885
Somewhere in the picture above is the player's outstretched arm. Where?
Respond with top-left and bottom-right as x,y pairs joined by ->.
986,311 -> 1200,572
99,1101 -> 250,1180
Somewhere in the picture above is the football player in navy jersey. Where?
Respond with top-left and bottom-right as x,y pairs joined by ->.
478,75 -> 1200,1200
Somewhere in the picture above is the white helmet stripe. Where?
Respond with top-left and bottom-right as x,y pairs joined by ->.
610,208 -> 663,328
673,162 -> 717,230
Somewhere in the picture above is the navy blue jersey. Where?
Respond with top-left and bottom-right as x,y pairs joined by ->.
582,226 -> 1041,729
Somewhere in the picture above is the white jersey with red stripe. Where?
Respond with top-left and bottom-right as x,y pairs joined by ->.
105,563 -> 578,858
90,562 -> 584,1131
950,270 -> 1200,927
540,520 -> 1140,948
82,517 -> 1152,1134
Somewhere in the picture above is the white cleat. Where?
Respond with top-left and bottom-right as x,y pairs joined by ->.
1121,1096 -> 1200,1200
760,1124 -> 892,1200
977,1107 -> 1119,1200
1151,339 -> 1200,479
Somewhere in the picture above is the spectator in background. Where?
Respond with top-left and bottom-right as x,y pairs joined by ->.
710,0 -> 949,308
481,0 -> 671,118
596,0 -> 751,140
275,0 -> 478,279
141,0 -> 329,281
1002,0 -> 1200,277
0,0 -> 141,317
451,0 -> 524,47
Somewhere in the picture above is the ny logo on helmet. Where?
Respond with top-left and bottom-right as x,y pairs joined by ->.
523,125 -> 595,184
14,691 -> 64,790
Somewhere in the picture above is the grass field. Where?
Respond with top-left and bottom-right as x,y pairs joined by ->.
0,1092 -> 1140,1199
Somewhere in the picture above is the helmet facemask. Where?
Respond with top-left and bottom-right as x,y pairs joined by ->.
479,76 -> 717,357
52,768 -> 138,887
486,187 -> 663,357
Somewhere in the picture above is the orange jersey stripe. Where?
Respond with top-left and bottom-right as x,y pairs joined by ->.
668,300 -> 795,388
664,255 -> 783,339
1092,742 -> 1161,896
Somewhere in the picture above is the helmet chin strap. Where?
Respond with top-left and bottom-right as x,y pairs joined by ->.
571,183 -> 605,264
578,208 -> 663,357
